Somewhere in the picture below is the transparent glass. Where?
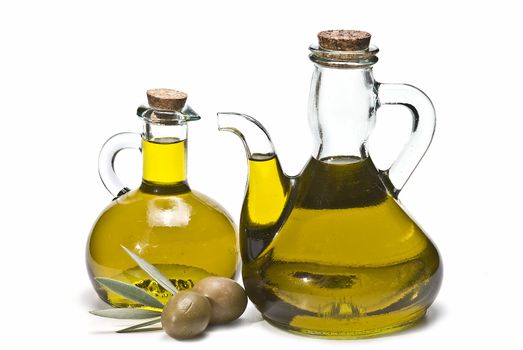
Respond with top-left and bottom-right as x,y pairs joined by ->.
218,43 -> 441,338
87,105 -> 238,307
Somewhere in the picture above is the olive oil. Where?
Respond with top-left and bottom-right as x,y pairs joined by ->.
142,137 -> 186,184
245,154 -> 289,227
241,156 -> 441,337
88,138 -> 238,307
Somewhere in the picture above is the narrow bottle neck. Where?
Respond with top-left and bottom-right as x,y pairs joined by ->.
308,65 -> 377,162
141,122 -> 188,186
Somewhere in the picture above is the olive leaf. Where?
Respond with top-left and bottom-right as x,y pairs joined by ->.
121,245 -> 178,295
116,317 -> 162,333
95,278 -> 164,309
89,308 -> 161,319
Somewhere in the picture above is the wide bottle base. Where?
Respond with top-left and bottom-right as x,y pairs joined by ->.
263,306 -> 428,339
243,250 -> 442,338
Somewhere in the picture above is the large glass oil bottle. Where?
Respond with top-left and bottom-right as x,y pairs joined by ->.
87,89 -> 238,307
218,30 -> 442,338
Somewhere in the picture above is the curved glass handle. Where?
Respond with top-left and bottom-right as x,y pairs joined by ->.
376,83 -> 436,196
98,132 -> 142,198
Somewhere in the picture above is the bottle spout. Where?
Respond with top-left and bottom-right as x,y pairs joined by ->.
217,112 -> 275,159
217,112 -> 291,262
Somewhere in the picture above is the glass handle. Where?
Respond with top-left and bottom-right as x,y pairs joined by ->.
376,83 -> 436,196
98,132 -> 142,198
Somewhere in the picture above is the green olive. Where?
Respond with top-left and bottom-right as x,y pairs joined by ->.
161,290 -> 211,339
192,277 -> 248,324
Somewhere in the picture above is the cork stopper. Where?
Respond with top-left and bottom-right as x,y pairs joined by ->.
318,30 -> 371,51
146,88 -> 187,112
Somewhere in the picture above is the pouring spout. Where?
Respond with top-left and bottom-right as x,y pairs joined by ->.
217,112 -> 291,262
217,112 -> 276,159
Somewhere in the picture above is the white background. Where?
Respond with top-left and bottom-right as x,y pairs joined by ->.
1,0 -> 522,348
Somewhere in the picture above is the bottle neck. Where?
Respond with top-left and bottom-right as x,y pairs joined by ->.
308,65 -> 377,162
141,122 -> 188,187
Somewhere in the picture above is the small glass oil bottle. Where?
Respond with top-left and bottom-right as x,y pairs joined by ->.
86,89 -> 238,307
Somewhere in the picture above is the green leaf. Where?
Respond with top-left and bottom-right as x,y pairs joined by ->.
89,308 -> 161,319
116,317 -> 162,333
121,245 -> 178,295
95,278 -> 164,309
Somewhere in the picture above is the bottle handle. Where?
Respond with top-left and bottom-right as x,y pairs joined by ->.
375,83 -> 436,197
98,132 -> 142,198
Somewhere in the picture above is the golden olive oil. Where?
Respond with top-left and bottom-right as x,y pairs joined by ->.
87,138 -> 238,307
241,155 -> 441,338
142,137 -> 186,184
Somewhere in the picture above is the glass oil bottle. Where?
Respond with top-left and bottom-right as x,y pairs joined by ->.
218,30 -> 442,338
87,89 -> 238,307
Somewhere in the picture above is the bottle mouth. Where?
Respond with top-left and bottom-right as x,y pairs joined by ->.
309,44 -> 379,68
137,104 -> 201,125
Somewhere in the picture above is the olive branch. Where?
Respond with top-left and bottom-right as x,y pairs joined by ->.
89,245 -> 179,333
